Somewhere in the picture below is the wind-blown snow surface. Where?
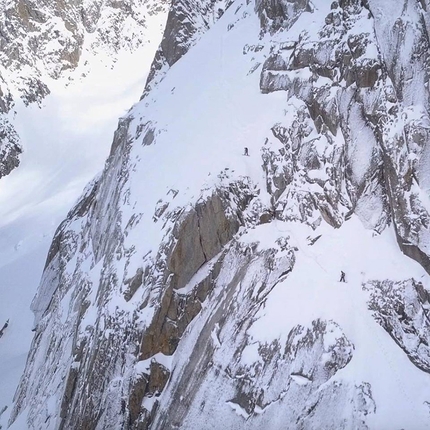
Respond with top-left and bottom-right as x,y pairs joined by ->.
9,0 -> 430,428
0,27 -> 166,428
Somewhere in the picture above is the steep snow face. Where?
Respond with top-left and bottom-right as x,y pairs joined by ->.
143,0 -> 233,94
9,0 -> 430,429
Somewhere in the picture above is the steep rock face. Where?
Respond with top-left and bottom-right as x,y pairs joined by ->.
0,117 -> 21,179
10,0 -> 430,428
365,278 -> 430,373
259,1 -> 389,233
258,0 -> 430,272
255,0 -> 312,33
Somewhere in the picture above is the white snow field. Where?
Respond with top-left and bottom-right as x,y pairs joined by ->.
0,26 -> 165,428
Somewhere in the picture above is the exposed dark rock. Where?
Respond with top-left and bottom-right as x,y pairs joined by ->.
0,320 -> 9,339
60,367 -> 79,421
129,361 -> 170,428
0,117 -> 21,179
255,0 -> 312,33
260,69 -> 292,93
124,268 -> 144,302
166,181 -> 254,291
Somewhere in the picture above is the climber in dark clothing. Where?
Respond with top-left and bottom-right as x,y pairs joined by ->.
339,271 -> 346,282
0,319 -> 9,338
243,147 -> 249,156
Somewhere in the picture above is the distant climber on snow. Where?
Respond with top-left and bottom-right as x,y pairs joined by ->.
339,271 -> 346,282
243,147 -> 249,156
0,319 -> 9,338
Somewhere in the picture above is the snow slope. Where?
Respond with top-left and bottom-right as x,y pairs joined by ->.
246,219 -> 430,429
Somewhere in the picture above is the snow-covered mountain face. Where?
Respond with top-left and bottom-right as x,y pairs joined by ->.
0,0 -> 168,178
9,0 -> 430,429
0,0 -> 169,428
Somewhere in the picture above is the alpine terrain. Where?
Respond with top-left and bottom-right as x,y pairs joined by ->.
0,0 -> 169,427
6,0 -> 430,429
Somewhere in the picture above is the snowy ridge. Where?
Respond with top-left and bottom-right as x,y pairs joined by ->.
8,0 -> 430,429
